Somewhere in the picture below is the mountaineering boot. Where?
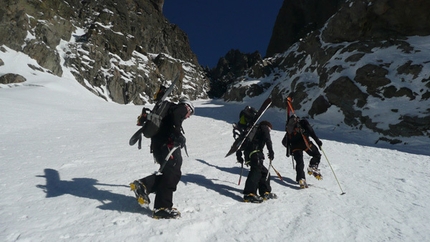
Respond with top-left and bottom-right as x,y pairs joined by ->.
152,208 -> 181,219
307,165 -> 323,180
243,193 -> 263,203
130,180 -> 150,206
299,179 -> 308,189
262,192 -> 278,200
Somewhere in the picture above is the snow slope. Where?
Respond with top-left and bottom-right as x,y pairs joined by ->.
1,48 -> 430,242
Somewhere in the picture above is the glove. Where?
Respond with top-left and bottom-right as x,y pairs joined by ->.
174,135 -> 186,148
137,113 -> 147,126
268,151 -> 274,160
237,156 -> 244,164
236,150 -> 244,164
316,139 -> 323,148
137,108 -> 150,126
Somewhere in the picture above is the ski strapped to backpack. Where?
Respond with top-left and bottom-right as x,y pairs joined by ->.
142,100 -> 174,138
225,98 -> 272,158
286,97 -> 312,151
129,75 -> 180,148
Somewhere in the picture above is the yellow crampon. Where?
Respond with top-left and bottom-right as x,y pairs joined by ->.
299,179 -> 308,189
308,170 -> 323,180
137,196 -> 146,205
129,182 -> 136,191
130,182 -> 149,205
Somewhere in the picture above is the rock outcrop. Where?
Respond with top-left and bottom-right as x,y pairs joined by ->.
206,49 -> 273,99
266,0 -> 343,57
222,0 -> 430,142
0,0 -> 209,104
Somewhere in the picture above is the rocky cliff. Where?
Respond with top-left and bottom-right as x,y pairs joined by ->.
2,0 -> 430,144
220,0 -> 430,143
266,0 -> 343,57
0,0 -> 209,104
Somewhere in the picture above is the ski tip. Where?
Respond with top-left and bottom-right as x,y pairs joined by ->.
129,138 -> 137,146
225,151 -> 234,158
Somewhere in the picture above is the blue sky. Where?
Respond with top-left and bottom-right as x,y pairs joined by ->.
163,1 -> 284,68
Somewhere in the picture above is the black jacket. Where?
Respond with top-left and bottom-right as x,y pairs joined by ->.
238,123 -> 274,160
282,118 -> 320,152
151,103 -> 188,151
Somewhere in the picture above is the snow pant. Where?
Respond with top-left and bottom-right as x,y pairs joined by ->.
140,146 -> 182,210
243,152 -> 271,196
292,144 -> 321,182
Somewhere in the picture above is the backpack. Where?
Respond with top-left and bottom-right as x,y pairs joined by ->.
140,100 -> 176,138
286,115 -> 301,136
247,121 -> 272,146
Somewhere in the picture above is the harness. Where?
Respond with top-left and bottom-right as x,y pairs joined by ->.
289,123 -> 312,152
248,149 -> 260,159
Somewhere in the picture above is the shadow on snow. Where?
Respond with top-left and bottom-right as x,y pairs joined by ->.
36,168 -> 151,215
36,166 -> 249,213
194,158 -> 301,192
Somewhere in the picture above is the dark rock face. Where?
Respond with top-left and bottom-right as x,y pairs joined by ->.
0,0 -> 209,104
266,0 -> 343,57
354,64 -> 391,98
322,0 -> 430,43
150,0 -> 164,12
224,0 -> 430,141
2,0 -> 430,142
207,49 -> 273,99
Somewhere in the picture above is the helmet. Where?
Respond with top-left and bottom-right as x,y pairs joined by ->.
179,97 -> 195,116
239,106 -> 257,126
242,106 -> 257,120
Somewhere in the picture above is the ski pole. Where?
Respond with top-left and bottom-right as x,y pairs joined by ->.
156,146 -> 180,175
270,164 -> 283,181
321,147 -> 345,195
238,162 -> 244,185
266,159 -> 273,181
